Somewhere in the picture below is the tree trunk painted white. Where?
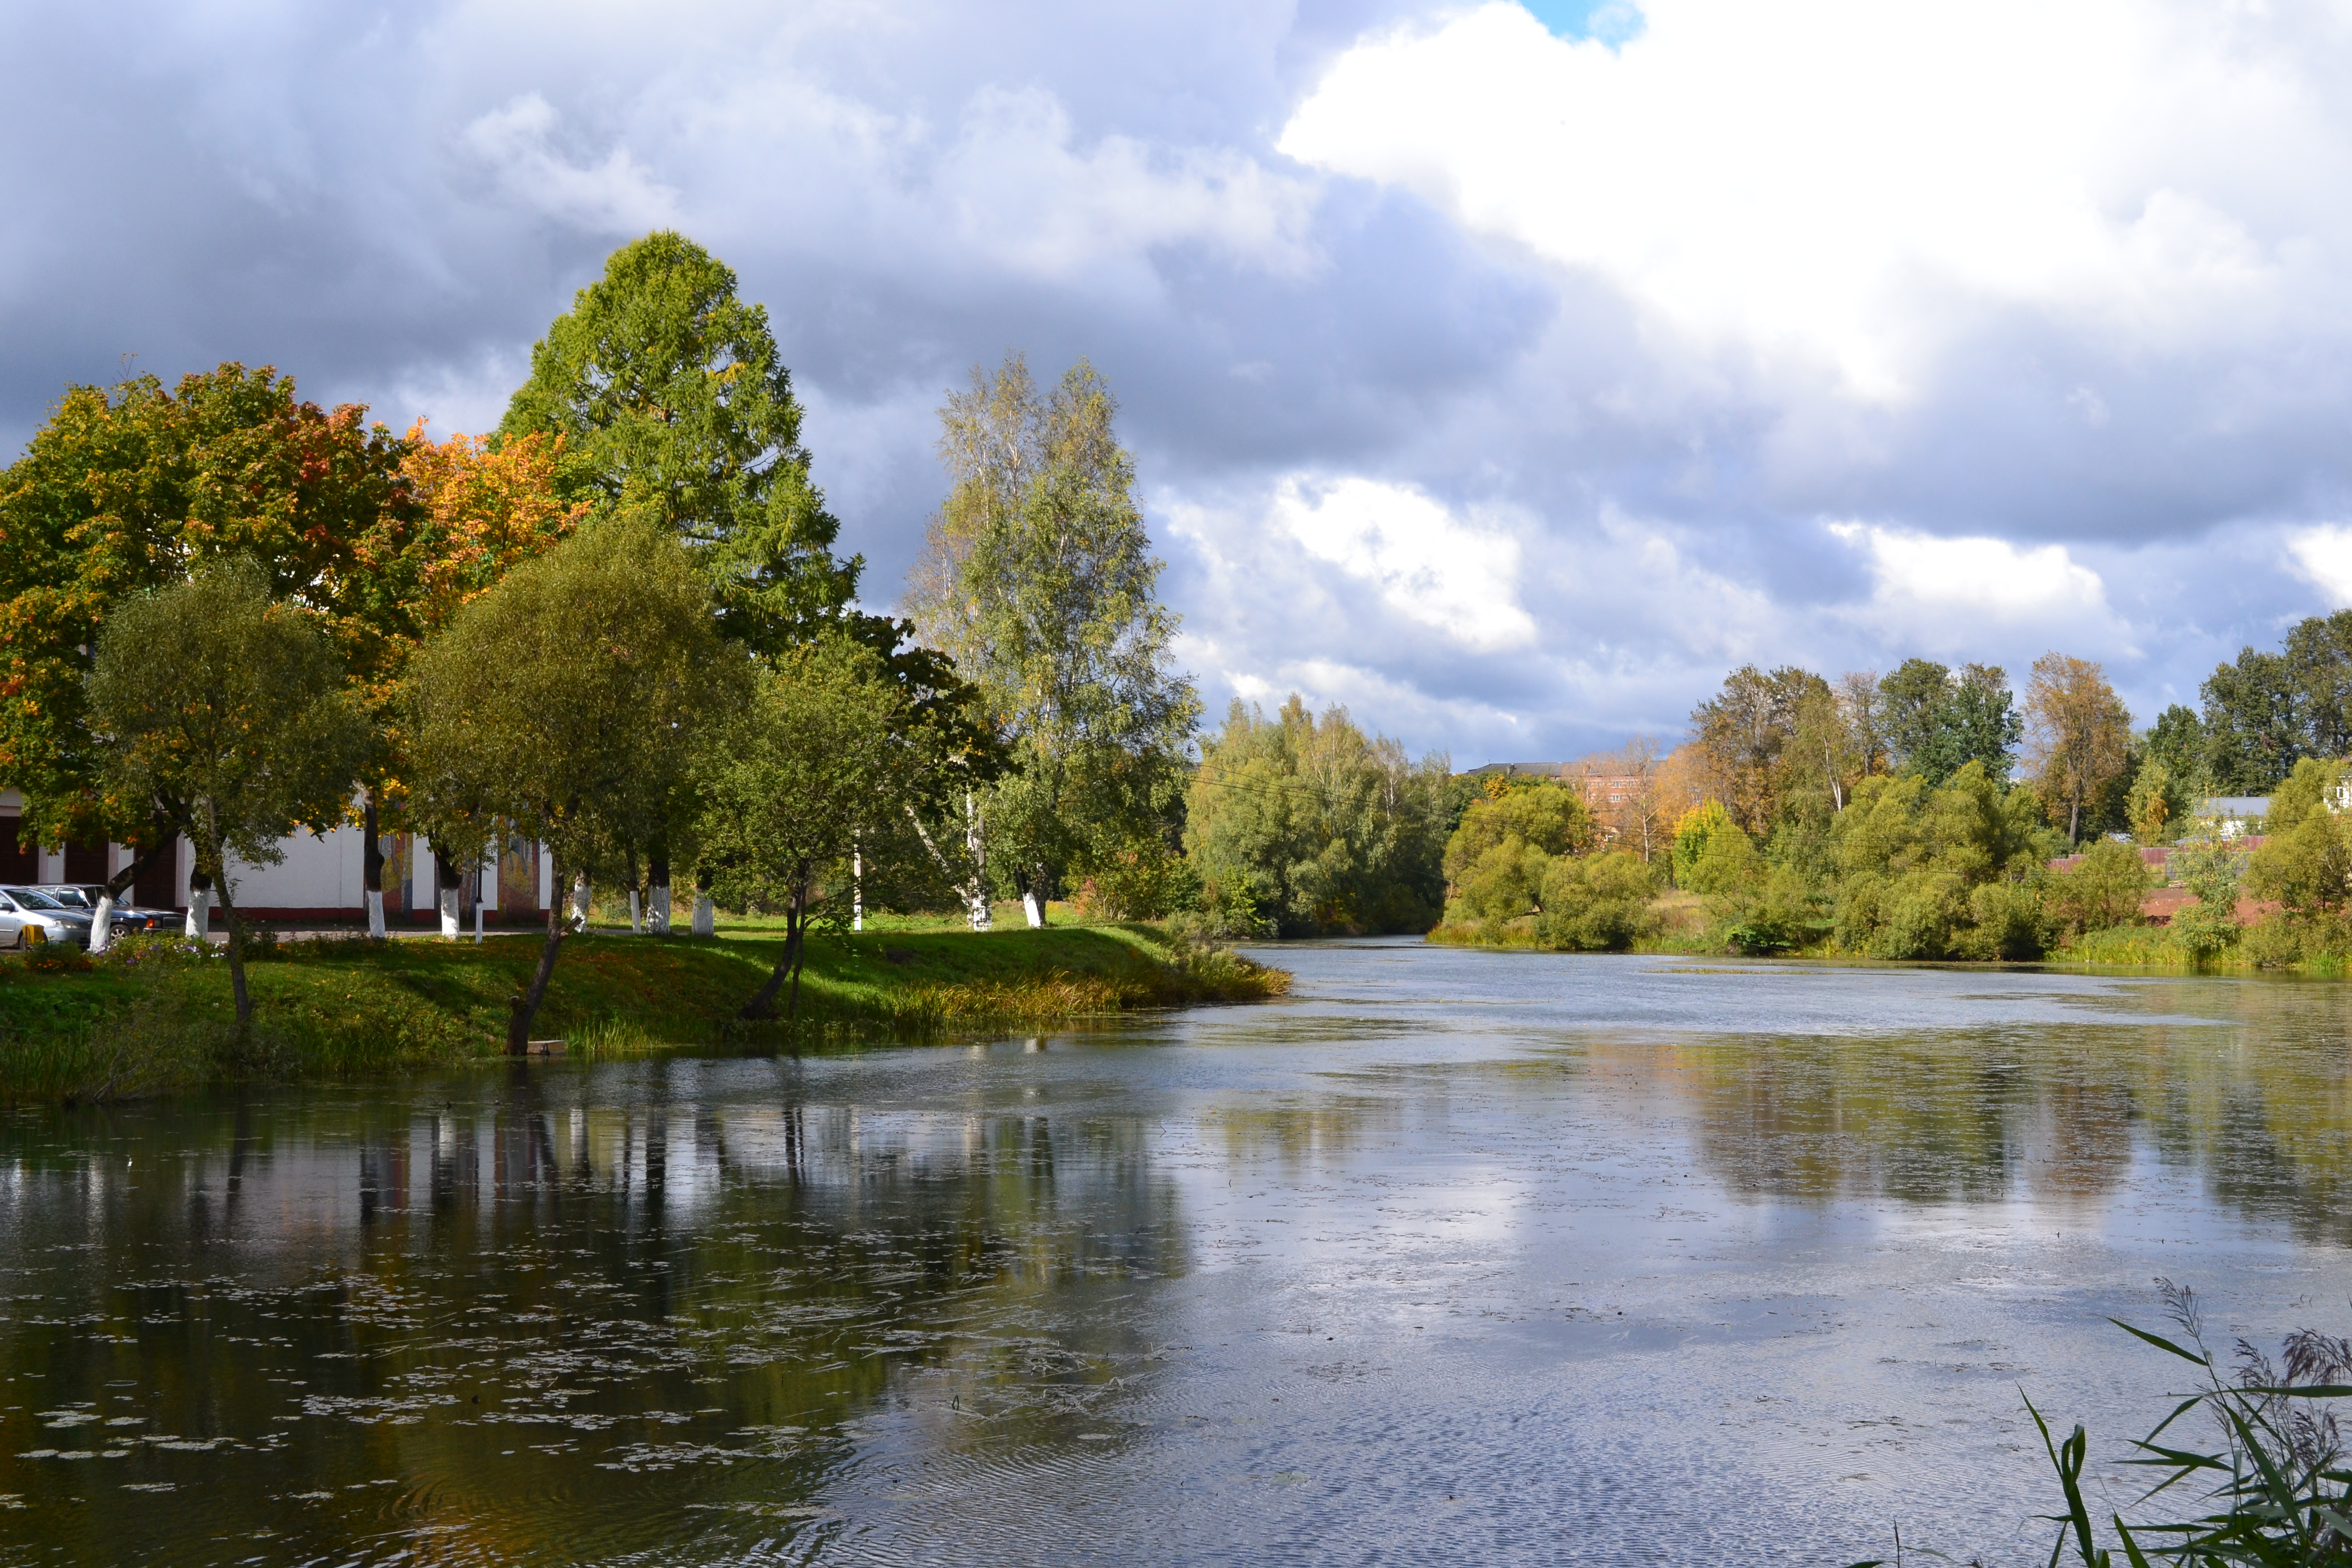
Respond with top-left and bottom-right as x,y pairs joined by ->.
438,885 -> 459,939
627,888 -> 643,934
692,892 -> 714,936
474,900 -> 484,944
650,885 -> 671,935
1022,886 -> 1044,927
571,874 -> 591,933
364,888 -> 386,940
185,892 -> 210,939
88,893 -> 115,953
963,790 -> 991,932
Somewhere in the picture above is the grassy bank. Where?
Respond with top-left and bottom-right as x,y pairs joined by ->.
0,922 -> 1289,1102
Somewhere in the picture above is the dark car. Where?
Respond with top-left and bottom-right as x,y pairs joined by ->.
52,885 -> 175,934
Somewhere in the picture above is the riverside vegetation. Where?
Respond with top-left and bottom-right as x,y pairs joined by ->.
1421,644 -> 2352,971
0,917 -> 1284,1104
0,231 -> 1285,1097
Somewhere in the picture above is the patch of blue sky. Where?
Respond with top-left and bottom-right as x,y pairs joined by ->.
1518,0 -> 1645,46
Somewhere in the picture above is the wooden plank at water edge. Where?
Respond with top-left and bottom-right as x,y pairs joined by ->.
525,1039 -> 566,1057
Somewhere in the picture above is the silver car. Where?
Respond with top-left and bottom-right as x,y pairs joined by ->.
0,887 -> 94,948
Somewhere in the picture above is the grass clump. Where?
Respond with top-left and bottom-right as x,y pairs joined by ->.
0,921 -> 1287,1101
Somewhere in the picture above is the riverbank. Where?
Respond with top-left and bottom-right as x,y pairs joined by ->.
0,923 -> 1290,1102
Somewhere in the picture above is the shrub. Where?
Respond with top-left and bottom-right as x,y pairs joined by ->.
1671,799 -> 1741,888
1877,869 -> 1970,959
2246,808 -> 2352,919
1448,836 -> 1553,922
1961,879 -> 2048,960
2043,839 -> 2153,938
1537,851 -> 1656,950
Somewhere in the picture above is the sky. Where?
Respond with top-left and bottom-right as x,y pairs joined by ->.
6,0 -> 2352,766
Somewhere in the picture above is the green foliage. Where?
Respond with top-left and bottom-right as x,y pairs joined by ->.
1535,851 -> 1657,950
2201,643 -> 2302,793
1685,816 -> 1762,896
695,642 -> 902,1017
2264,755 -> 2346,837
86,559 -> 372,1030
407,519 -> 739,1046
1667,798 -> 1734,887
913,358 -> 1197,920
1879,658 -> 2022,785
2027,1285 -> 2352,1568
2043,840 -> 2153,939
2168,837 -> 2246,959
2246,806 -> 2352,920
1182,697 -> 1449,937
1445,781 -> 1596,885
1829,763 -> 2051,958
500,231 -> 859,653
1449,836 -> 1555,923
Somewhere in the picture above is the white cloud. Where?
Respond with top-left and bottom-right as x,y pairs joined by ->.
1279,0 -> 2317,398
460,94 -> 678,232
1270,476 -> 1537,652
1828,520 -> 2111,626
2287,526 -> 2352,607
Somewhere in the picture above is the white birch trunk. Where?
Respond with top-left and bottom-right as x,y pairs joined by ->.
691,893 -> 714,936
88,893 -> 115,953
571,874 -> 591,933
852,835 -> 863,932
963,790 -> 991,932
364,888 -> 386,940
438,885 -> 459,939
627,889 -> 643,934
473,900 -> 484,944
651,885 -> 671,935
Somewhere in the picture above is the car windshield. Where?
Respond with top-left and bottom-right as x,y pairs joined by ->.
10,889 -> 65,911
47,888 -> 92,909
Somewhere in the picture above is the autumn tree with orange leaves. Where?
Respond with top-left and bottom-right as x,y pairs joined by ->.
0,365 -> 583,941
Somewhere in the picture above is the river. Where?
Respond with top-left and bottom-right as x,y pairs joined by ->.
4,940 -> 2351,1564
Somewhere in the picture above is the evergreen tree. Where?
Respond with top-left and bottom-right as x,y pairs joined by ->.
500,231 -> 860,653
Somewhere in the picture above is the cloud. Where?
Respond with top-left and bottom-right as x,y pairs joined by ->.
1280,1 -> 2316,398
2287,526 -> 2352,608
1270,476 -> 1537,652
459,94 -> 679,233
1827,521 -> 2120,654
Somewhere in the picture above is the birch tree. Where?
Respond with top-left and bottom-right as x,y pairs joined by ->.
905,355 -> 1196,926
86,561 -> 370,1033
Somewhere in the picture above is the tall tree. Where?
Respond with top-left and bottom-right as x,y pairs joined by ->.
2024,652 -> 2133,845
2199,646 -> 2301,793
501,232 -> 862,928
0,364 -> 411,942
1688,665 -> 1829,832
86,561 -> 370,1033
2285,609 -> 2352,760
908,355 -> 1197,927
1878,658 -> 2021,785
407,521 -> 740,1054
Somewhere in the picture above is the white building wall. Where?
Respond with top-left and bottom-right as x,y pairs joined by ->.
219,824 -> 367,910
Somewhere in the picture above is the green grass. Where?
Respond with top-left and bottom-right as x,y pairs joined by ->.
0,921 -> 1289,1102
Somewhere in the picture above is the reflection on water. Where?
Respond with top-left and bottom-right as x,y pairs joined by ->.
4,947 -> 2352,1564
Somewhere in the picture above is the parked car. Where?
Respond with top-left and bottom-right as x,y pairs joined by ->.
0,887 -> 94,948
51,885 -> 175,934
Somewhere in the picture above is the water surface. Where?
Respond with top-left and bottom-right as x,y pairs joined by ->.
5,942 -> 2352,1564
